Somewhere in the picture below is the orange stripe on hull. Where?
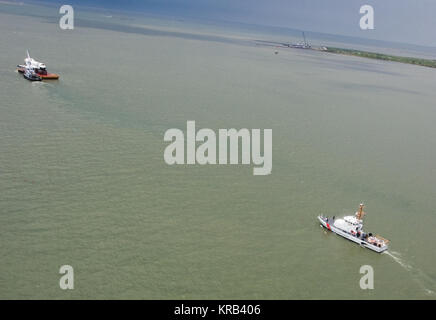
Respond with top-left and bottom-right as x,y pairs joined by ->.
17,68 -> 59,79
40,73 -> 59,79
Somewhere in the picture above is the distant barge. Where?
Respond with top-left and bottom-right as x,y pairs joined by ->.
17,50 -> 59,80
17,66 -> 59,79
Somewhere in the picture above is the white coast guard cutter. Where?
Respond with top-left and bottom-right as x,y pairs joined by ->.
318,204 -> 389,253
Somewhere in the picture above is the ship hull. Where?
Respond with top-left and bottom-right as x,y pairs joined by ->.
17,67 -> 59,79
318,216 -> 388,253
23,73 -> 42,81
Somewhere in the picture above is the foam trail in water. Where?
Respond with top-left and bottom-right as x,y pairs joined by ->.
383,251 -> 435,296
383,251 -> 412,271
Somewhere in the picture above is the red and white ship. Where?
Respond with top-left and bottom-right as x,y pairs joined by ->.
318,204 -> 389,253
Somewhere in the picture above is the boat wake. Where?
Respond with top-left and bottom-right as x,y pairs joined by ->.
383,251 -> 435,296
383,251 -> 412,271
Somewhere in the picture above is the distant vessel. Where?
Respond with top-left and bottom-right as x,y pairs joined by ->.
254,31 -> 312,50
289,32 -> 311,49
318,204 -> 389,253
17,50 -> 59,80
22,58 -> 42,81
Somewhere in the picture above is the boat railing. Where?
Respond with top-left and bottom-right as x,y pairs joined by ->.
375,235 -> 390,244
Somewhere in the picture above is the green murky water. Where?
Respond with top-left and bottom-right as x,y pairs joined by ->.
1,3 -> 435,299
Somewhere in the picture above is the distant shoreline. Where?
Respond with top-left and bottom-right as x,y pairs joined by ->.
324,47 -> 436,68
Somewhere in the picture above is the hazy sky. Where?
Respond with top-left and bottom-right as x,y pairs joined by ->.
39,0 -> 436,46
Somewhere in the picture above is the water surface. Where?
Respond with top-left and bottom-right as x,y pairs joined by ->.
1,3 -> 436,299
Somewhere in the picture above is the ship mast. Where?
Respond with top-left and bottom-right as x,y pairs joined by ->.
356,203 -> 365,220
302,32 -> 308,47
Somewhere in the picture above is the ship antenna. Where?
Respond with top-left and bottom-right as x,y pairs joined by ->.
357,203 -> 365,220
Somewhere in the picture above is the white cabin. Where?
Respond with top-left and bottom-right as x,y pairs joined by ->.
334,216 -> 363,234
